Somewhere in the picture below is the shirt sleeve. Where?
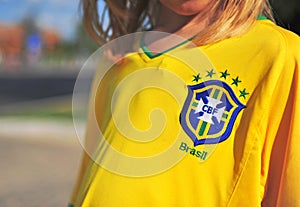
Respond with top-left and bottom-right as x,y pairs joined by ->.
262,31 -> 300,206
68,53 -> 121,207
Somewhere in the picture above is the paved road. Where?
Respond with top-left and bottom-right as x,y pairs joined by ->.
0,119 -> 82,207
0,73 -> 77,106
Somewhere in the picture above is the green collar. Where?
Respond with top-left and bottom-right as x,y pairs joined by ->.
257,14 -> 268,20
141,15 -> 268,59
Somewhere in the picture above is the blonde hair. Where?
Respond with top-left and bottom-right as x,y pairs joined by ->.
80,0 -> 274,45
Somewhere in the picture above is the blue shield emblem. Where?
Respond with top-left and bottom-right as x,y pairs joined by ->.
180,80 -> 246,146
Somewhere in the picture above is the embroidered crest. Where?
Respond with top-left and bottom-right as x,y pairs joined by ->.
180,80 -> 245,146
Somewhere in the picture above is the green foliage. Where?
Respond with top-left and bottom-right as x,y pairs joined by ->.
41,23 -> 99,65
73,22 -> 99,54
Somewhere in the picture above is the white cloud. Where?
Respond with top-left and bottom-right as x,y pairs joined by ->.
26,0 -> 40,3
30,0 -> 80,40
36,10 -> 79,40
0,0 -> 83,40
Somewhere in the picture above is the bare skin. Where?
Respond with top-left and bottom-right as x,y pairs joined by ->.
145,0 -> 213,54
155,0 -> 212,36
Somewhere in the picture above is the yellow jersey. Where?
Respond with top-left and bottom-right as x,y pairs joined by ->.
70,20 -> 300,207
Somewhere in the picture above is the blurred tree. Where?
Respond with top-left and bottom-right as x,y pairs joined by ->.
20,15 -> 39,37
40,22 -> 99,68
19,15 -> 42,65
74,22 -> 99,54
272,0 -> 300,34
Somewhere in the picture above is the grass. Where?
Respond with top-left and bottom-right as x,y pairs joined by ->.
5,109 -> 73,120
0,95 -> 74,121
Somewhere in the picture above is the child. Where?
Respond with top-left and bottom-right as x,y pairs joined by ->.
70,0 -> 300,206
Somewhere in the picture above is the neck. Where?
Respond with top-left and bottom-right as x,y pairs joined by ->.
154,4 -> 209,39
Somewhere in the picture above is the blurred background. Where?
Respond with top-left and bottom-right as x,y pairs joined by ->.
0,0 -> 299,206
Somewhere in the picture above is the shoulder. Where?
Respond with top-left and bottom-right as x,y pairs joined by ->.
252,20 -> 300,58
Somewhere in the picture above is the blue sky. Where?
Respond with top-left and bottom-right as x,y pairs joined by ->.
0,0 -> 104,40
